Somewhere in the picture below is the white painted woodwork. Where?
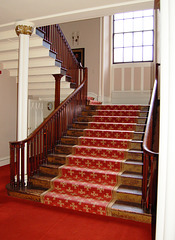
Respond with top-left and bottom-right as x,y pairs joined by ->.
156,0 -> 175,239
8,66 -> 61,77
2,56 -> 57,69
29,88 -> 74,96
17,33 -> 30,141
28,100 -> 44,135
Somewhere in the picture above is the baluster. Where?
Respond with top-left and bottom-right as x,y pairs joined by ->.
142,153 -> 149,211
16,144 -> 20,187
37,133 -> 40,170
10,144 -> 15,187
27,142 -> 30,185
21,143 -> 25,187
34,137 -> 37,173
31,140 -> 34,176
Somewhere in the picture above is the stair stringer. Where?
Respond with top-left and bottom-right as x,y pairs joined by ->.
0,28 -> 74,102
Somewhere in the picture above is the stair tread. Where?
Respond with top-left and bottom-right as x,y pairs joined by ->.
112,200 -> 148,215
125,160 -> 143,165
128,150 -> 143,154
48,153 -> 67,157
121,171 -> 143,179
117,185 -> 142,195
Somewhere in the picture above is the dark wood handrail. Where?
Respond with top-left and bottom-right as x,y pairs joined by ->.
37,24 -> 80,86
142,63 -> 160,213
10,68 -> 88,188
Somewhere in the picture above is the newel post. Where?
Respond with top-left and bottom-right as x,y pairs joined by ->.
53,74 -> 64,109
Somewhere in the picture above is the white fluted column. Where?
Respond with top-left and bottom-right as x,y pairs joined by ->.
15,22 -> 34,141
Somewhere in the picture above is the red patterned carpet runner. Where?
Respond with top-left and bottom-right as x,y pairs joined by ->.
42,105 -> 143,216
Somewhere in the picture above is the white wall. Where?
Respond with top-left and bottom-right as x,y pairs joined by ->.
60,18 -> 100,99
111,62 -> 153,104
0,65 -> 17,166
60,16 -> 154,105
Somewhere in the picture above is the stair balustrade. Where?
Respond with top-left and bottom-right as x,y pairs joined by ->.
142,63 -> 160,213
37,24 -> 80,86
10,68 -> 88,188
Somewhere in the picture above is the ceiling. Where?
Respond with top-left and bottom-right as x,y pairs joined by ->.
1,0 -> 153,30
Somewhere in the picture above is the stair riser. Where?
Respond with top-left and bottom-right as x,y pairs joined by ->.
39,166 -> 58,176
110,209 -> 151,223
115,192 -> 142,204
47,155 -> 66,165
133,133 -> 144,141
30,178 -> 51,189
8,191 -> 41,202
122,163 -> 142,173
55,146 -> 73,154
120,177 -> 142,187
67,130 -> 84,137
127,152 -> 143,161
135,125 -> 145,132
130,142 -> 142,150
137,118 -> 147,124
72,123 -> 88,129
61,137 -> 78,145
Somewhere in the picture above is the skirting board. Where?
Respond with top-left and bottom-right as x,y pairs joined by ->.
111,91 -> 151,105
0,156 -> 10,167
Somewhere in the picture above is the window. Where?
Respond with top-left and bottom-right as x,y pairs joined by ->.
113,9 -> 154,63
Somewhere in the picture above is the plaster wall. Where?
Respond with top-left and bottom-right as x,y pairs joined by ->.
0,66 -> 17,166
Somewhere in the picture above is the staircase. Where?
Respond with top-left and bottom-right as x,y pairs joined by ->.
7,102 -> 151,223
0,27 -> 74,102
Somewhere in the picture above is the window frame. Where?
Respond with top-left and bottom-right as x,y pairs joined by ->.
113,10 -> 154,64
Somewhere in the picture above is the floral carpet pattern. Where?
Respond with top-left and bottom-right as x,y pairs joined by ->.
42,105 -> 143,216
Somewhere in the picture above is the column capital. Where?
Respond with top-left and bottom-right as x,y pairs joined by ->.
15,21 -> 34,36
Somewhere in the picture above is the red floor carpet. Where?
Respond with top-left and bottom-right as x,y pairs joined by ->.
0,165 -> 151,240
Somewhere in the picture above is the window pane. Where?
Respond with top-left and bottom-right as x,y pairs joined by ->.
124,11 -> 133,19
124,18 -> 133,32
133,47 -> 142,61
114,48 -> 123,62
143,46 -> 153,61
134,10 -> 143,18
134,32 -> 142,46
143,16 -> 154,30
113,9 -> 154,63
114,13 -> 124,20
114,34 -> 123,48
114,20 -> 123,33
143,9 -> 154,16
143,31 -> 153,45
134,17 -> 143,31
124,47 -> 132,62
124,33 -> 132,47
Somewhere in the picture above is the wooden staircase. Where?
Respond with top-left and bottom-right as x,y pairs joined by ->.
7,103 -> 151,223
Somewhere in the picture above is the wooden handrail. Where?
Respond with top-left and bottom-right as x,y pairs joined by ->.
142,63 -> 160,213
10,68 -> 88,188
37,24 -> 80,86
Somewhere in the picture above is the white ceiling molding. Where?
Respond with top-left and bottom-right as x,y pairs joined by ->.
0,0 -> 153,30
